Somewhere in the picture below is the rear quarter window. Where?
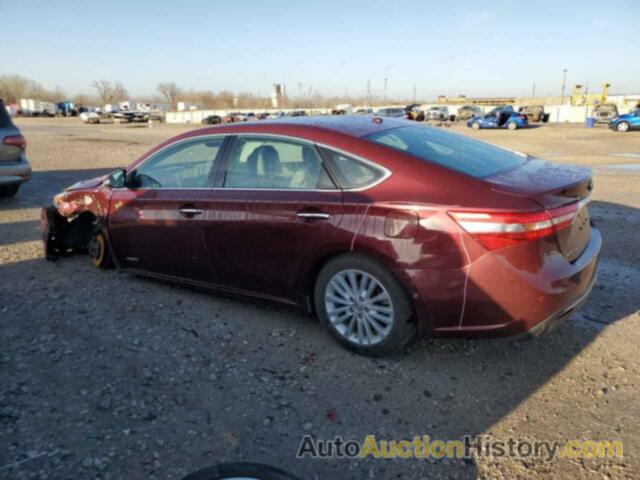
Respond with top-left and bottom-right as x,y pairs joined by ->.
320,148 -> 387,190
0,102 -> 14,128
364,125 -> 526,178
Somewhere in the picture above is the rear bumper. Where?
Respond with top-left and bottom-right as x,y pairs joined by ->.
0,158 -> 31,186
415,225 -> 601,338
513,269 -> 597,339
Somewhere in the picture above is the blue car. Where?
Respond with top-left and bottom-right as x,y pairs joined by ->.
609,109 -> 640,132
467,106 -> 528,130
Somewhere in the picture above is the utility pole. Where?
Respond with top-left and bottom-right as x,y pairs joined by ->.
383,78 -> 388,103
557,68 -> 568,122
531,82 -> 536,98
366,79 -> 371,105
412,85 -> 416,103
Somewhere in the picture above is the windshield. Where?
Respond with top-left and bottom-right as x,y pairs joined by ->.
364,125 -> 527,178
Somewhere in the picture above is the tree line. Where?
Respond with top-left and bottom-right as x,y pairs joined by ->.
1,75 -> 405,110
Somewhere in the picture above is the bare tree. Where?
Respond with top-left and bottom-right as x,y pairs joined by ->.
157,82 -> 181,107
112,82 -> 129,102
0,75 -> 32,103
215,90 -> 235,108
92,80 -> 113,105
72,93 -> 95,107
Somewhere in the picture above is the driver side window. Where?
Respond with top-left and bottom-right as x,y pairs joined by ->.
133,138 -> 224,189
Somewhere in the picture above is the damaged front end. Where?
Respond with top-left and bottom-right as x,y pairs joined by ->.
40,176 -> 112,261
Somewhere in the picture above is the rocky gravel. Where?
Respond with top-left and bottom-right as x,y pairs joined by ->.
0,118 -> 638,479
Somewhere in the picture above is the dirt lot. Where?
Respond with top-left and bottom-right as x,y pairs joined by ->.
1,118 -> 639,479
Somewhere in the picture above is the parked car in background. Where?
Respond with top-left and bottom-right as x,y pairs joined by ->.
405,104 -> 425,121
80,112 -> 101,124
518,105 -> 550,123
42,116 -> 600,356
0,100 -> 31,197
354,107 -> 374,115
456,105 -> 482,121
608,109 -> 640,132
202,115 -> 222,125
224,112 -> 244,123
113,111 -> 149,123
594,104 -> 618,124
375,107 -> 408,118
467,107 -> 528,130
425,106 -> 450,121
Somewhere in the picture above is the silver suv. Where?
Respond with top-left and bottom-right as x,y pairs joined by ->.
0,100 -> 31,197
425,106 -> 450,121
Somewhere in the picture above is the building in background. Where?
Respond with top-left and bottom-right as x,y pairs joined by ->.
271,84 -> 285,108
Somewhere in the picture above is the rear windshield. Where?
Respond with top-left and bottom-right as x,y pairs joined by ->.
0,102 -> 14,128
364,125 -> 526,178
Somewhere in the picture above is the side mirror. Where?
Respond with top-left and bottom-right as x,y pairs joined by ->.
105,169 -> 126,189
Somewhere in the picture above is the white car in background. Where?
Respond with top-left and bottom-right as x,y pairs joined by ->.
425,106 -> 450,121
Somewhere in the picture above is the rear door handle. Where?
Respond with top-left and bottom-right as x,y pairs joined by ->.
296,211 -> 330,220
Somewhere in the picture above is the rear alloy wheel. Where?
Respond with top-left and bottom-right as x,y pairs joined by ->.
507,121 -> 518,130
0,185 -> 19,198
616,121 -> 630,132
88,231 -> 112,269
471,121 -> 480,130
314,254 -> 415,356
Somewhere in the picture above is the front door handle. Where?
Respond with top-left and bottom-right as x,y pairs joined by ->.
179,207 -> 204,218
296,211 -> 330,220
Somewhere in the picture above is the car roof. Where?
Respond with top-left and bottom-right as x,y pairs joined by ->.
214,115 -> 410,138
130,115 -> 412,171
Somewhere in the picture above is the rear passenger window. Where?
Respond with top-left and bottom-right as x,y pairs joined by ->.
223,137 -> 335,190
320,148 -> 387,189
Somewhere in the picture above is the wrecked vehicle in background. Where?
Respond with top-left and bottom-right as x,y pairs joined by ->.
404,104 -> 424,121
201,114 -> 222,125
518,105 -> 550,123
467,106 -> 528,130
455,105 -> 482,121
425,106 -> 450,121
374,107 -> 408,118
80,112 -> 101,124
608,109 -> 640,132
594,104 -> 618,124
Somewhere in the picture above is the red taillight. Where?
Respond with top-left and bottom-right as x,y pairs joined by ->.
448,200 -> 588,251
3,134 -> 26,150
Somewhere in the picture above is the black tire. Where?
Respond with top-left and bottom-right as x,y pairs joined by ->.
314,253 -> 416,356
0,185 -> 19,197
507,121 -> 518,130
88,231 -> 113,269
181,463 -> 300,480
471,121 -> 480,130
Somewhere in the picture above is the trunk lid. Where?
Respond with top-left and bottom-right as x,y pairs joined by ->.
485,157 -> 593,261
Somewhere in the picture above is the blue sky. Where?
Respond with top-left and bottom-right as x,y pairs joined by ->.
1,0 -> 638,99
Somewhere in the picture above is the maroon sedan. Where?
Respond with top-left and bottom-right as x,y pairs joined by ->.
42,116 -> 600,356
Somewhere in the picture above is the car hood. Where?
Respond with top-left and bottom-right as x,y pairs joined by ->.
65,175 -> 107,192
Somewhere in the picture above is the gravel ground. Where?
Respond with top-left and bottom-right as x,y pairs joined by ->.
1,118 -> 639,479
